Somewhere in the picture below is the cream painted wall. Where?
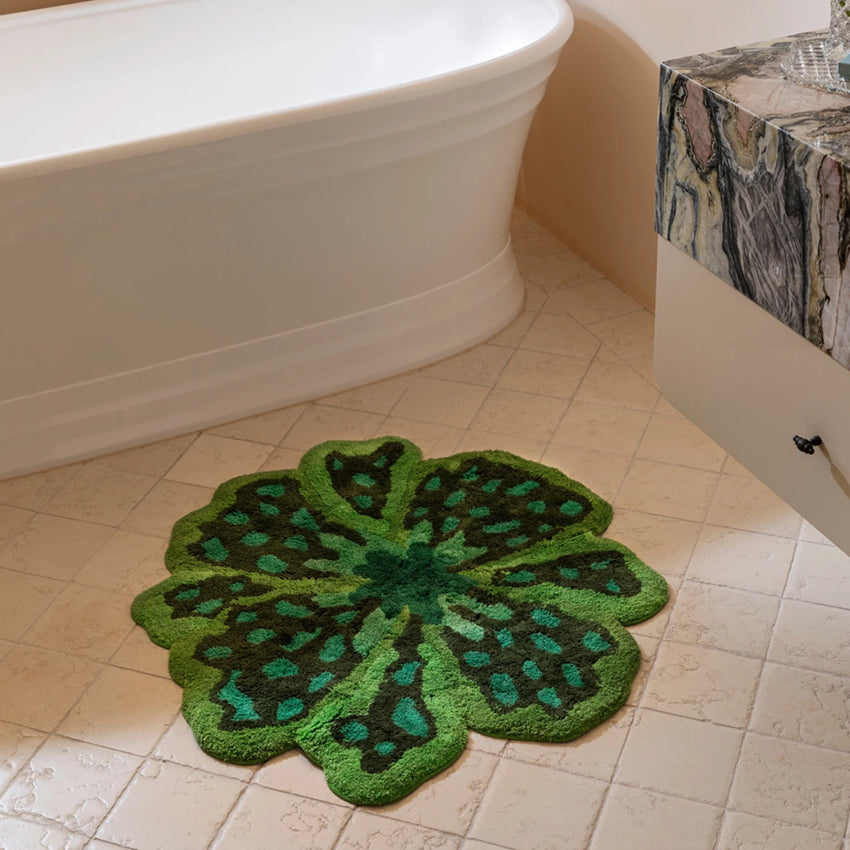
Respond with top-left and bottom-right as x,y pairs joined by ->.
519,0 -> 827,309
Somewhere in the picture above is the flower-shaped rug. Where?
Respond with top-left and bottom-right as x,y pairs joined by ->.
132,436 -> 668,805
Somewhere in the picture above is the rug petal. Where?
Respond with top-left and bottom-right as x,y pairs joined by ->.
401,450 -> 612,570
299,437 -> 424,540
166,469 -> 369,582
297,616 -> 467,806
160,593 -> 399,764
465,531 -> 670,627
433,589 -> 641,741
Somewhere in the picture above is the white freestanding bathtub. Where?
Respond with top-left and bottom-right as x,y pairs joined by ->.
0,0 -> 573,478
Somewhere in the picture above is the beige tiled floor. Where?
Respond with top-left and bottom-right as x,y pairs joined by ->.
0,210 -> 848,849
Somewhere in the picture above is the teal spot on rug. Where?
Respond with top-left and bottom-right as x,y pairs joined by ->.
531,609 -> 561,628
562,663 -> 584,688
414,506 -> 429,517
236,611 -> 258,624
291,508 -> 320,531
462,466 -> 479,481
425,477 -> 441,491
538,523 -> 553,533
335,611 -> 357,624
393,661 -> 421,686
219,671 -> 260,722
332,459 -> 344,471
175,587 -> 201,601
195,598 -> 223,615
444,490 -> 466,507
319,635 -> 345,663
583,631 -> 611,652
308,671 -> 334,693
224,511 -> 249,525
463,651 -> 491,668
530,633 -> 562,654
442,517 -> 460,534
257,554 -> 287,574
469,506 -> 490,518
374,455 -> 388,468
538,687 -> 562,708
393,697 -> 429,737
560,567 -> 579,580
242,532 -> 269,547
522,660 -> 542,680
491,673 -> 518,706
591,559 -> 612,571
482,479 -> 501,493
276,698 -> 304,721
375,741 -> 396,755
257,484 -> 286,497
506,535 -> 530,547
341,721 -> 369,742
285,535 -> 309,551
260,502 -> 280,516
505,570 -> 535,584
506,481 -> 540,496
560,501 -> 583,516
354,495 -> 373,509
607,579 -> 621,594
263,658 -> 298,678
202,538 -> 228,562
496,628 -> 514,647
353,473 -> 375,487
229,582 -> 244,592
204,646 -> 232,660
247,628 -> 276,644
276,600 -> 311,618
483,520 -> 521,534
527,500 -> 546,514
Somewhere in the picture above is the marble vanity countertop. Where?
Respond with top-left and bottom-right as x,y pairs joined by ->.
655,31 -> 850,370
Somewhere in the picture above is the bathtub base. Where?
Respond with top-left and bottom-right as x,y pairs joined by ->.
0,242 -> 523,478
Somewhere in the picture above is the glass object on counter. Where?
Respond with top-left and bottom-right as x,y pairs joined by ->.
782,0 -> 850,94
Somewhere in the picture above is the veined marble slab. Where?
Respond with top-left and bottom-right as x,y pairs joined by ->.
656,31 -> 850,370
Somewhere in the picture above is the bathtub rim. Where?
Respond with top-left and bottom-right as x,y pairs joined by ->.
0,0 -> 574,181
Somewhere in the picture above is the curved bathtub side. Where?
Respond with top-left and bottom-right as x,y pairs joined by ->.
0,4 -> 572,478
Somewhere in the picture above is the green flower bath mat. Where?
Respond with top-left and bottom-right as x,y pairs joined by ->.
132,436 -> 668,805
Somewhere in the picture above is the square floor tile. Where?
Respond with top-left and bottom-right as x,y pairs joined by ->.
0,721 -> 46,793
121,480 -> 214,539
453,430 -> 547,461
470,389 -> 569,443
716,811 -> 842,850
390,377 -> 489,429
0,646 -> 101,730
785,542 -> 850,609
319,375 -> 416,414
707,475 -> 802,538
496,350 -> 590,399
336,811 -> 461,850
57,667 -> 181,755
22,583 -> 135,662
574,348 -> 659,412
487,311 -> 536,348
419,346 -> 513,388
254,749 -> 352,807
0,506 -> 33,543
0,815 -> 87,850
109,626 -> 171,678
379,419 -> 464,457
665,581 -> 779,658
589,784 -> 721,850
587,311 -> 654,361
615,709 -> 742,805
750,662 -> 850,753
74,531 -> 168,596
43,464 -> 158,526
97,760 -> 245,850
729,733 -> 850,833
768,600 -> 850,677
469,759 -> 606,850
616,459 -> 719,523
636,415 -> 726,471
546,278 -> 642,325
519,312 -> 600,360
153,720 -> 255,782
0,514 -> 113,582
552,402 -> 649,456
0,569 -> 64,641
687,525 -> 796,596
0,464 -> 81,512
206,405 -> 307,445
515,250 -> 604,291
642,641 -> 761,727
88,436 -> 195,478
164,434 -> 272,488
0,736 -> 140,836
210,784 -> 348,850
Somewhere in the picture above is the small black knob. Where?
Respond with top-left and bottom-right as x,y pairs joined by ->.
793,435 -> 823,455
